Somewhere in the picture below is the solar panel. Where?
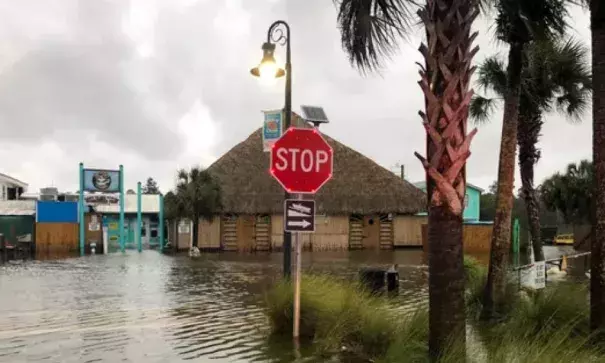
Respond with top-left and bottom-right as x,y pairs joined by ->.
300,105 -> 329,124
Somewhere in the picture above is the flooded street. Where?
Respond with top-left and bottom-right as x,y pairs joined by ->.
0,246 -> 577,362
0,250 -> 429,362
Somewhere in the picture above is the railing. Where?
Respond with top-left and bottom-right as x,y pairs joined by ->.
512,251 -> 591,289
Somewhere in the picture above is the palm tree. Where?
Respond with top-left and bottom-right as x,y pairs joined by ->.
572,0 -> 605,333
540,160 -> 593,225
481,0 -> 569,319
470,38 -> 591,262
164,190 -> 186,251
175,167 -> 222,248
336,0 -> 484,355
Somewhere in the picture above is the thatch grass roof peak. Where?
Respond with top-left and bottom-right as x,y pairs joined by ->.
207,120 -> 426,215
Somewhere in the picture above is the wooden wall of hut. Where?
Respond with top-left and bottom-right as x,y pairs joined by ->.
271,215 -> 284,250
35,223 -> 78,257
216,215 -> 270,252
421,223 -> 492,254
393,215 -> 427,247
199,217 -> 220,250
271,214 -> 348,251
255,215 -> 271,251
349,215 -> 393,250
313,215 -> 348,251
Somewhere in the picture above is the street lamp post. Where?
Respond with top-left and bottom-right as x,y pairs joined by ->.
251,20 -> 293,279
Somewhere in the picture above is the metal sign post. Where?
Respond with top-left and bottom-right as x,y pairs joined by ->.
269,125 -> 333,341
293,223 -> 302,339
284,198 -> 315,340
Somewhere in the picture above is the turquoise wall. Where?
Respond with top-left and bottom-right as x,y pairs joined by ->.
413,182 -> 482,221
463,187 -> 481,221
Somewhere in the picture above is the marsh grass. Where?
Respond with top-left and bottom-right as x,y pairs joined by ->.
265,265 -> 602,362
265,274 -> 408,358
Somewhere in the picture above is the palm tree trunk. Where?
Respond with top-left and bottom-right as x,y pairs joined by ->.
517,109 -> 544,262
590,0 -> 605,333
192,215 -> 199,248
483,42 -> 524,319
415,0 -> 479,356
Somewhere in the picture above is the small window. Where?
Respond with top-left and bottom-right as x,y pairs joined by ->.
141,227 -> 146,237
368,218 -> 375,226
150,229 -> 158,238
464,194 -> 469,207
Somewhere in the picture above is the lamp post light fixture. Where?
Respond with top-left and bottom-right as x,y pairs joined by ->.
251,20 -> 293,279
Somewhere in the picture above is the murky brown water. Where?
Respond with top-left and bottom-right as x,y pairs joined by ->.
0,250 -> 430,362
0,246 -> 575,362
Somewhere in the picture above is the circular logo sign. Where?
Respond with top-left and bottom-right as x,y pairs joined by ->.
92,171 -> 112,191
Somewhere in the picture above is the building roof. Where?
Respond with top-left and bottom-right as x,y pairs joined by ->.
0,200 -> 36,216
0,173 -> 28,188
412,181 -> 484,193
207,120 -> 426,215
93,194 -> 161,214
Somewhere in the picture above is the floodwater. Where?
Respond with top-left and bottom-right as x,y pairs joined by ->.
0,246 -> 579,363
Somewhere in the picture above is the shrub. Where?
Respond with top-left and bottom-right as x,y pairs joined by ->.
265,274 -> 422,359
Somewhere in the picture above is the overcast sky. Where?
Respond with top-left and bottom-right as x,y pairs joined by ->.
0,0 -> 592,194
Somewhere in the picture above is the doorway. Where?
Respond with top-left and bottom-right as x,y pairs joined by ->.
362,215 -> 381,249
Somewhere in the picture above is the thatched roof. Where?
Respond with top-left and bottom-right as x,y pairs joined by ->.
207,121 -> 426,215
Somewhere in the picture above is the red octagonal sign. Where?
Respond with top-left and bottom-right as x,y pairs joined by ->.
270,127 -> 334,194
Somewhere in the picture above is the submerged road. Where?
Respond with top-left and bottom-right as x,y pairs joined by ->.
0,246 -> 579,362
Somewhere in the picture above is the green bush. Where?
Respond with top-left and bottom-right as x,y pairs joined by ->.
464,256 -> 487,317
265,274 -> 423,359
265,270 -> 601,362
494,282 -> 590,342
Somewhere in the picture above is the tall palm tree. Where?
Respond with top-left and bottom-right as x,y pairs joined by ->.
336,0 -> 484,356
482,0 -> 569,319
470,38 -> 592,262
572,0 -> 605,333
175,167 -> 222,248
589,0 -> 605,333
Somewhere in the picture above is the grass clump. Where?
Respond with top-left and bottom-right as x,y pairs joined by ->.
500,282 -> 590,340
266,267 -> 601,362
464,256 -> 487,317
265,274 -> 423,359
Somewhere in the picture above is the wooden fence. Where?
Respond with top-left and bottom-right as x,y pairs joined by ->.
35,223 -> 79,258
421,223 -> 492,254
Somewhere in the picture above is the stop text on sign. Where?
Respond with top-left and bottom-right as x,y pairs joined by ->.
269,127 -> 334,194
274,148 -> 329,173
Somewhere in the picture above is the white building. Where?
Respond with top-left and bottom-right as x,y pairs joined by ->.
0,173 -> 28,201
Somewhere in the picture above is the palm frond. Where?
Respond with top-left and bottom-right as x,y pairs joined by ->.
335,0 -> 416,73
469,95 -> 500,125
476,56 -> 507,96
544,38 -> 592,121
494,0 -> 569,44
550,38 -> 591,89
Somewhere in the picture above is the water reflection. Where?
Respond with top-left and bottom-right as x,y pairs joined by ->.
0,247 -> 579,362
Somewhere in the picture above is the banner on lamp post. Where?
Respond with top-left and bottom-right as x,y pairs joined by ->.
262,109 -> 283,152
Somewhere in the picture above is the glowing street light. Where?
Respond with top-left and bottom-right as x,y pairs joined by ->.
250,20 -> 293,280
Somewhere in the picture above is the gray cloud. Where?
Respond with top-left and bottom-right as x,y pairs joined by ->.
0,0 -> 592,195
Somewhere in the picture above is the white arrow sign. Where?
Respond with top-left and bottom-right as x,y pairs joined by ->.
287,209 -> 309,217
291,203 -> 311,214
287,220 -> 311,228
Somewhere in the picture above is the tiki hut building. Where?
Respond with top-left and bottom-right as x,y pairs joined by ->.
196,121 -> 426,252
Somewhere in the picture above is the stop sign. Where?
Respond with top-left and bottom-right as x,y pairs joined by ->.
270,127 -> 334,194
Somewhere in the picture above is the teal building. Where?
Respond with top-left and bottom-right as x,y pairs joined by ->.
412,181 -> 484,221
